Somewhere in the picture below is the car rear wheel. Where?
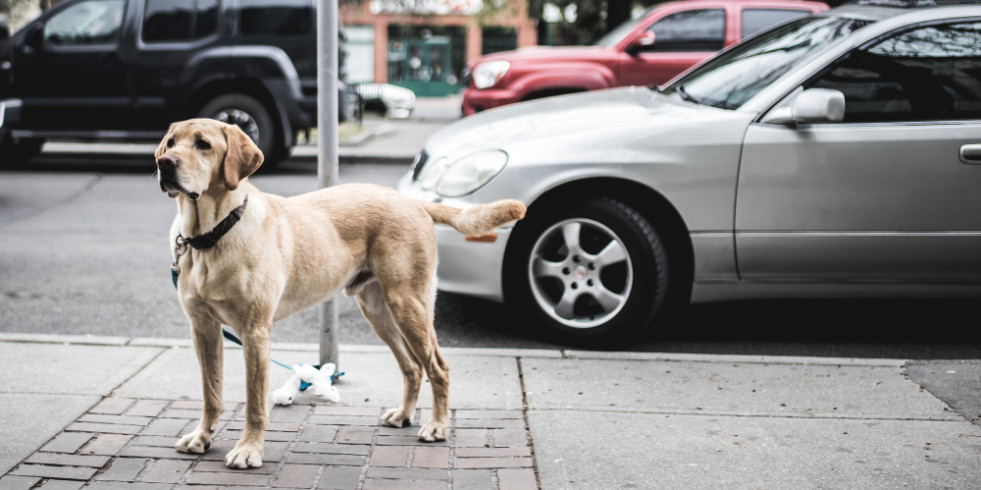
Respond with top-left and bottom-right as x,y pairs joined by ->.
505,197 -> 670,346
199,94 -> 281,168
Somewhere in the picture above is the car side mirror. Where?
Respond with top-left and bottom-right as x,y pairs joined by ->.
625,31 -> 655,56
25,24 -> 43,50
762,88 -> 845,125
0,20 -> 10,39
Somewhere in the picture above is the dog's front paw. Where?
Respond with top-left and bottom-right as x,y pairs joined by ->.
380,407 -> 413,428
418,419 -> 448,442
225,440 -> 263,469
175,429 -> 212,454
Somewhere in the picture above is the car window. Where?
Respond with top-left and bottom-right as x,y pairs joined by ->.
241,0 -> 312,37
672,16 -> 870,110
807,21 -> 981,123
595,7 -> 652,48
742,9 -> 811,38
142,0 -> 219,43
43,0 -> 125,46
642,9 -> 725,52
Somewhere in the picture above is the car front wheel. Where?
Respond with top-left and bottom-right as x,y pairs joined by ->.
505,197 -> 670,346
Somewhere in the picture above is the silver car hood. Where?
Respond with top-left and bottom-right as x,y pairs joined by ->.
426,87 -> 746,161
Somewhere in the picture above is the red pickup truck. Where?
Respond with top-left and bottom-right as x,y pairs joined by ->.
462,0 -> 828,115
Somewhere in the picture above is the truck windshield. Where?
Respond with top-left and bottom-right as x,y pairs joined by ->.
666,16 -> 871,110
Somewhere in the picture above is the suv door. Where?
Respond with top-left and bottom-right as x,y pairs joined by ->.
130,0 -> 222,130
14,0 -> 129,130
736,20 -> 981,282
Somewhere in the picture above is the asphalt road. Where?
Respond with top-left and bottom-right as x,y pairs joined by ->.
1,151 -> 979,358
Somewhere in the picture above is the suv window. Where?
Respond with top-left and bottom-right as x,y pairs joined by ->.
742,9 -> 811,38
643,9 -> 725,52
142,0 -> 219,43
808,21 -> 981,122
240,0 -> 312,37
44,0 -> 125,46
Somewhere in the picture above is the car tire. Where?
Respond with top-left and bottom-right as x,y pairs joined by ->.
0,137 -> 45,166
199,94 -> 281,168
504,197 -> 670,347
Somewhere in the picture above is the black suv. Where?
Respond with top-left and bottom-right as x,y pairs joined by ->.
0,0 -> 349,166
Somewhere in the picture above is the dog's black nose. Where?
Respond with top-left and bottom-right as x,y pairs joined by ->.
157,154 -> 179,169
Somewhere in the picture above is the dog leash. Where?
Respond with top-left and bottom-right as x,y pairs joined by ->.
219,327 -> 344,391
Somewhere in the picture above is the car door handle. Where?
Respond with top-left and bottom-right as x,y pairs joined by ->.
961,144 -> 981,164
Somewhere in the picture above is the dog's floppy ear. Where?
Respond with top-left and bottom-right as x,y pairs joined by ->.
155,123 -> 176,161
221,123 -> 264,190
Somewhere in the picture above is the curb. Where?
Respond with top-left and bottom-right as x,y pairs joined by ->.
0,332 -> 909,367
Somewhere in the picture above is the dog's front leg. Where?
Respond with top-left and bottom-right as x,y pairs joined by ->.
176,314 -> 223,455
225,325 -> 270,469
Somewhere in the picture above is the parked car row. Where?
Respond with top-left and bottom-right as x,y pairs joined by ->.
401,1 -> 981,345
461,0 -> 829,115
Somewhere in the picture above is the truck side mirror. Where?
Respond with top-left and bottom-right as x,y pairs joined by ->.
625,31 -> 656,56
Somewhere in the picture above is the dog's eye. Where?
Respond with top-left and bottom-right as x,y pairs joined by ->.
167,138 -> 175,148
195,139 -> 211,151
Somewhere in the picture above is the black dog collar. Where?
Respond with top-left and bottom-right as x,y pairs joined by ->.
171,195 -> 248,288
180,195 -> 249,250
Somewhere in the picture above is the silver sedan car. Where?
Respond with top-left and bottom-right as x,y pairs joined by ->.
398,3 -> 981,345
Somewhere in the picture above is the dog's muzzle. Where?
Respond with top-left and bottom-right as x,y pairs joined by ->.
156,154 -> 199,200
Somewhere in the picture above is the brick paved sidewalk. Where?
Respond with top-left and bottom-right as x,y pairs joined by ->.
1,399 -> 539,490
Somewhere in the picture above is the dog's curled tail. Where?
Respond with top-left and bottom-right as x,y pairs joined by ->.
422,199 -> 526,237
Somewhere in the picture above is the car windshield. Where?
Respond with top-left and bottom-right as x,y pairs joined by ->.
594,8 -> 653,47
667,15 -> 872,110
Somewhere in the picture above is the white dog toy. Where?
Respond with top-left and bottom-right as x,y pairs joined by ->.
272,363 -> 341,405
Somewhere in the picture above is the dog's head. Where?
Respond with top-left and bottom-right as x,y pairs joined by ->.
155,118 -> 264,200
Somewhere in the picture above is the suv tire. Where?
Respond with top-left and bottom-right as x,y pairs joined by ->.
199,94 -> 280,168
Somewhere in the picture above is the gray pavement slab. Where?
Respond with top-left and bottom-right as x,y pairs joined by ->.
521,357 -> 958,420
115,345 -> 525,410
0,394 -> 100,475
528,410 -> 981,490
0,342 -> 163,396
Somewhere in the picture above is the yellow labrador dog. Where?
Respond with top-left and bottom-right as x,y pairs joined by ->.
155,118 -> 525,469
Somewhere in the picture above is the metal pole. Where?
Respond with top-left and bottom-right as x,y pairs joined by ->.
317,0 -> 339,369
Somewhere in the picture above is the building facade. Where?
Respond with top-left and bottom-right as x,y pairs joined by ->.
341,0 -> 536,96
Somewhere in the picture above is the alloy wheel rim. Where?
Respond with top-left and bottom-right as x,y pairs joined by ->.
528,218 -> 633,329
213,109 -> 260,144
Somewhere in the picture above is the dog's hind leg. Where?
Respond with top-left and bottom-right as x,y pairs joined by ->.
356,282 -> 424,429
176,312 -> 224,455
382,283 -> 449,442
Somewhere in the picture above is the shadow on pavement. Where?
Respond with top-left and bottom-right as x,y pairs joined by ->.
435,293 -> 981,360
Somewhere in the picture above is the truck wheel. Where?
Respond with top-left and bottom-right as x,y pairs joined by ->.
199,94 -> 281,168
504,197 -> 670,347
0,137 -> 45,166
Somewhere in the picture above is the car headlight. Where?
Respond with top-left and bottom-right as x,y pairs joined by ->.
472,61 -> 510,89
419,157 -> 450,190
435,150 -> 509,198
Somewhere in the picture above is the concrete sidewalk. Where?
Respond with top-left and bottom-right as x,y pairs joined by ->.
1,333 -> 979,489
